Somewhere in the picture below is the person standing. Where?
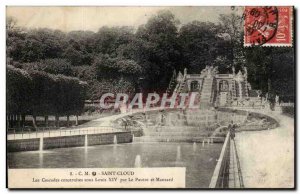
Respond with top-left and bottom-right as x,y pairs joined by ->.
229,121 -> 236,139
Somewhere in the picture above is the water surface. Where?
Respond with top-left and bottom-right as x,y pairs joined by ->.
8,142 -> 222,188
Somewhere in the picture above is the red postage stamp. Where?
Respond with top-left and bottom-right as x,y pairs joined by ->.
243,6 -> 293,47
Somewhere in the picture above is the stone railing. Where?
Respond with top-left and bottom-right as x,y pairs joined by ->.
209,132 -> 244,188
209,132 -> 230,188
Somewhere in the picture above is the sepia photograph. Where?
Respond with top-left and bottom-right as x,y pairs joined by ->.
6,6 -> 295,189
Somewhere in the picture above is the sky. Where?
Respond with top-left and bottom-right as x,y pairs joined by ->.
6,6 -> 242,32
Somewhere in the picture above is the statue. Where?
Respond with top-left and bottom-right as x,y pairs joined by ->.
243,66 -> 248,79
177,71 -> 183,82
232,66 -> 236,74
213,66 -> 218,74
235,70 -> 244,82
275,95 -> 279,104
257,90 -> 262,98
274,95 -> 282,112
237,70 -> 242,76
207,67 -> 212,78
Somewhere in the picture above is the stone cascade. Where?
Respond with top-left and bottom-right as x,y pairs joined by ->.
234,81 -> 248,99
199,77 -> 214,109
165,66 -> 259,109
177,78 -> 187,93
173,74 -> 187,94
130,108 -> 252,143
166,70 -> 177,95
231,80 -> 237,99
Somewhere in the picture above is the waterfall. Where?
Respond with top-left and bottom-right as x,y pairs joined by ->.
39,137 -> 43,152
132,134 -> 135,142
202,140 -> 205,147
113,135 -> 118,144
134,155 -> 142,168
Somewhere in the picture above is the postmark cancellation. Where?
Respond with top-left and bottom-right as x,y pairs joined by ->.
243,6 -> 293,47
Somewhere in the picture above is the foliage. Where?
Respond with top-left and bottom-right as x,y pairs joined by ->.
7,65 -> 87,116
21,58 -> 73,76
135,10 -> 183,90
6,10 -> 295,103
179,21 -> 227,72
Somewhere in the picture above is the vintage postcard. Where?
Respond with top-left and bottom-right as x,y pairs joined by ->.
6,6 -> 295,189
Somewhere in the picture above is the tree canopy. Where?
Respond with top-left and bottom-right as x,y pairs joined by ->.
6,10 -> 294,102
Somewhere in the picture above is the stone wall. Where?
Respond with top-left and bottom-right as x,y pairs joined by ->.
7,138 -> 40,152
131,130 -> 143,137
7,132 -> 132,152
87,132 -> 132,146
134,136 -> 225,143
43,135 -> 85,149
217,107 -> 279,128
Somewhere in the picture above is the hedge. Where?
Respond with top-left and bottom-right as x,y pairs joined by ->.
7,65 -> 87,128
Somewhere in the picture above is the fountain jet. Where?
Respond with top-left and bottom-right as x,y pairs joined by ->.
193,142 -> 197,152
84,134 -> 88,148
113,135 -> 118,144
134,155 -> 142,168
39,137 -> 44,152
38,137 -> 44,167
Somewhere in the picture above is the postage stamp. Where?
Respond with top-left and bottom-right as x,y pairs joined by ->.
243,6 -> 293,47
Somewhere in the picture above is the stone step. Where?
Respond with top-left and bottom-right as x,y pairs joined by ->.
199,78 -> 214,108
134,136 -> 225,143
144,132 -> 211,136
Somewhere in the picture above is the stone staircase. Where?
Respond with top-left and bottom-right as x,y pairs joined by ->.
177,79 -> 186,93
166,70 -> 177,95
172,74 -> 187,107
135,126 -> 225,143
199,77 -> 214,109
173,74 -> 187,94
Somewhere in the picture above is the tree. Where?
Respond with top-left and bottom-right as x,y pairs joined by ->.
218,10 -> 245,72
6,17 -> 26,60
179,21 -> 225,72
72,65 -> 97,81
8,28 -> 66,62
135,10 -> 182,91
6,17 -> 18,32
63,32 -> 95,66
22,58 -> 73,76
7,66 -> 32,128
6,10 -> 294,104
7,66 -> 87,129
94,26 -> 135,56
245,47 -> 295,101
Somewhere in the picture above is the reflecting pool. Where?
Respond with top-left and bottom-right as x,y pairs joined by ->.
8,142 -> 222,188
